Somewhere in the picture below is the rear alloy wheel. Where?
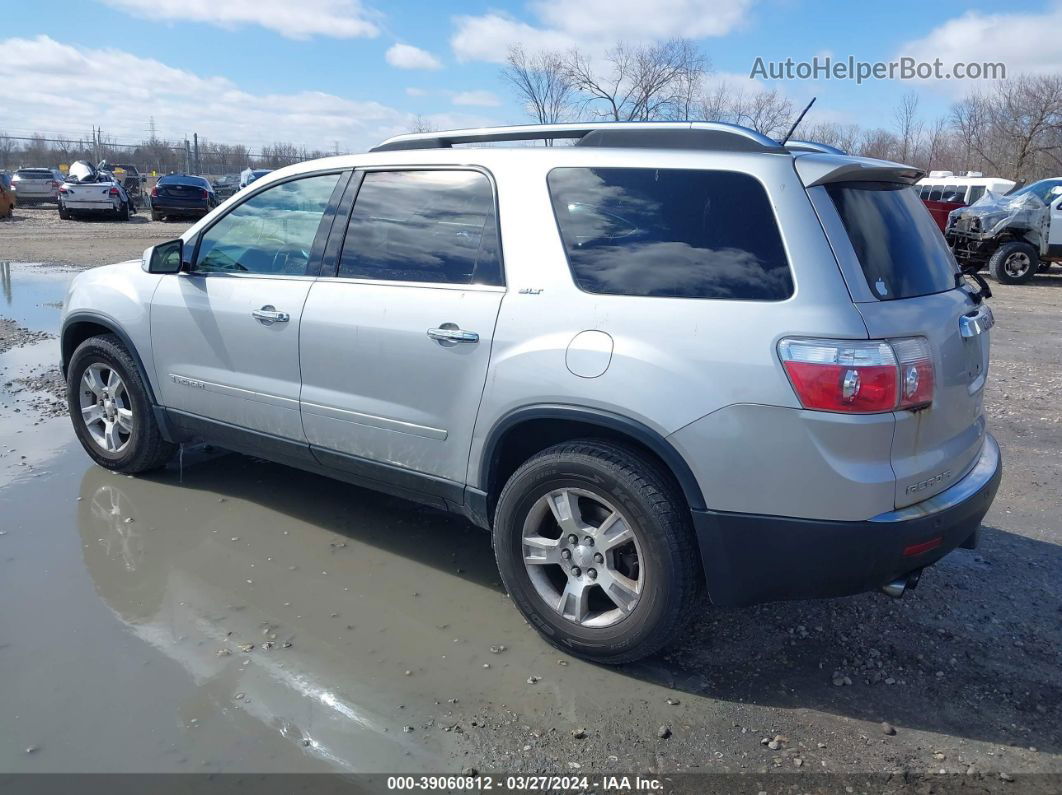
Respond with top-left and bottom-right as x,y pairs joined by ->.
988,240 -> 1040,285
67,334 -> 176,472
493,440 -> 702,664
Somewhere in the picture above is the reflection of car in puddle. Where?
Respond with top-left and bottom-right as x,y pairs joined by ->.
75,460 -> 510,771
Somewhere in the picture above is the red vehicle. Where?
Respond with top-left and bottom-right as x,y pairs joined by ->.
916,173 -> 1015,232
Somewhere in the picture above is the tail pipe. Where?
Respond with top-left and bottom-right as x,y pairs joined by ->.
881,569 -> 923,599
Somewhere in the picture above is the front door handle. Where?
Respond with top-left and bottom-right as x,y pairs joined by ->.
252,305 -> 290,325
427,326 -> 479,344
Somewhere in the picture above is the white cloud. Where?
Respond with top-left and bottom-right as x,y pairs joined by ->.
0,36 -> 495,153
452,0 -> 755,63
452,90 -> 502,107
99,0 -> 379,39
405,87 -> 429,97
898,3 -> 1062,94
385,43 -> 442,70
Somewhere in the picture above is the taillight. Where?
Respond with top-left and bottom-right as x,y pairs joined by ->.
51,180 -> 60,188
778,337 -> 934,414
150,186 -> 159,198
59,185 -> 68,193
109,187 -> 119,196
201,189 -> 209,199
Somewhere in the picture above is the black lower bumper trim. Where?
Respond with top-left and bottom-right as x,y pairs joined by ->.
691,449 -> 1002,607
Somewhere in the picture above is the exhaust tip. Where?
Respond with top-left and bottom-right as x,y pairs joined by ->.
881,569 -> 923,599
881,577 -> 907,598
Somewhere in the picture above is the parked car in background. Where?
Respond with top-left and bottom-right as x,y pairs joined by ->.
102,162 -> 147,202
239,168 -> 272,190
0,173 -> 14,218
58,160 -> 136,221
59,122 -> 1001,664
916,172 -> 1015,233
947,177 -> 1062,283
150,174 -> 217,221
212,174 -> 240,199
10,167 -> 63,204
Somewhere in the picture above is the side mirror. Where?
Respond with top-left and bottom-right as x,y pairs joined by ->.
144,239 -> 184,274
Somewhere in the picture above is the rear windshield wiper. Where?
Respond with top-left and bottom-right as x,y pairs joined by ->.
958,270 -> 992,303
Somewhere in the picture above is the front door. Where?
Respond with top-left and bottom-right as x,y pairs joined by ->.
151,171 -> 346,440
299,168 -> 505,485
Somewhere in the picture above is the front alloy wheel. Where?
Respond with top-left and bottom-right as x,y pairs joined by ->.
79,363 -> 134,454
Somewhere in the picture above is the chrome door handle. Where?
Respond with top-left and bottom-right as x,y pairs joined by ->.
252,305 -> 290,325
427,326 -> 479,344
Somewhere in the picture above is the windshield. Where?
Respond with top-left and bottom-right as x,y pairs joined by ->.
826,181 -> 959,301
1008,179 -> 1062,202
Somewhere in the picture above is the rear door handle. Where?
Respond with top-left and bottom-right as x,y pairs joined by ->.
252,305 -> 290,325
427,326 -> 479,344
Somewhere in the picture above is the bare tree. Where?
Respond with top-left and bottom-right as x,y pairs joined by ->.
503,46 -> 575,131
735,88 -> 794,137
565,38 -> 707,122
893,91 -> 922,163
409,114 -> 438,134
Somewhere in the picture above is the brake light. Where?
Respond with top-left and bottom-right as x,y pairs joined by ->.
778,337 -> 934,414
59,185 -> 68,194
150,186 -> 159,198
201,188 -> 209,199
51,180 -> 60,189
109,187 -> 119,196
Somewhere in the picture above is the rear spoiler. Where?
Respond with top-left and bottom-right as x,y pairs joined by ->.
794,153 -> 924,188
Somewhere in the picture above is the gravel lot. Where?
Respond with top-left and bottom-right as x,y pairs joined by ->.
0,204 -> 189,266
0,232 -> 1060,788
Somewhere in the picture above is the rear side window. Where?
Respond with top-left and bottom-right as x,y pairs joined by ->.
338,170 -> 502,286
826,181 -> 958,300
547,167 -> 793,300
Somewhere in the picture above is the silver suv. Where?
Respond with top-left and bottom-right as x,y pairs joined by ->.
60,123 -> 1002,663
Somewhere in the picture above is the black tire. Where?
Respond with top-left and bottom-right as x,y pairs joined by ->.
67,334 -> 176,473
1038,261 -> 1052,273
151,210 -> 161,222
988,240 -> 1039,284
493,440 -> 702,664
58,203 -> 70,220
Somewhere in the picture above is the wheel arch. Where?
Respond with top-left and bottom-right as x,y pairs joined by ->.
478,405 -> 707,517
61,312 -> 159,405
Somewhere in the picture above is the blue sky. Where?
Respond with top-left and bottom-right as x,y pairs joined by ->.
2,0 -> 1060,152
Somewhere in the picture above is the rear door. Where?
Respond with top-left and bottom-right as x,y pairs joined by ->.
819,181 -> 989,508
150,170 -> 347,440
299,168 -> 504,485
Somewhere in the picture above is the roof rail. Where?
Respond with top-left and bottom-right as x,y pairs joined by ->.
371,122 -> 787,154
785,140 -> 847,155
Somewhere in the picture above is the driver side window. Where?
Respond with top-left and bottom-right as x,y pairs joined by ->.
194,172 -> 341,275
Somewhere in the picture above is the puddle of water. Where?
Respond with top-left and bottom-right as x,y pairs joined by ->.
0,262 -> 79,335
0,431 -> 683,773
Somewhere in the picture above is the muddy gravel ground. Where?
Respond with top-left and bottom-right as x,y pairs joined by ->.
0,253 -> 1059,790
0,204 -> 191,266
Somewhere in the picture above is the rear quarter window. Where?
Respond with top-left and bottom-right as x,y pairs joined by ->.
547,167 -> 793,300
826,181 -> 958,300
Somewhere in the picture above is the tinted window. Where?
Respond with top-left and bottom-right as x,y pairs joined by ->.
338,170 -> 502,286
547,167 -> 792,300
16,169 -> 52,179
940,186 -> 966,202
967,186 -> 986,204
194,172 -> 341,275
928,185 -> 943,200
826,181 -> 958,300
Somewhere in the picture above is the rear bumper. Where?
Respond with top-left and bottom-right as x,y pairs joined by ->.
692,434 -> 1001,606
151,201 -> 210,215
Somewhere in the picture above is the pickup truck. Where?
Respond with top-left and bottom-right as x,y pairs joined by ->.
58,161 -> 136,221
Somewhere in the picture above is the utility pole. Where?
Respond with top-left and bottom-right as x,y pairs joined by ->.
193,133 -> 200,174
184,139 -> 191,173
